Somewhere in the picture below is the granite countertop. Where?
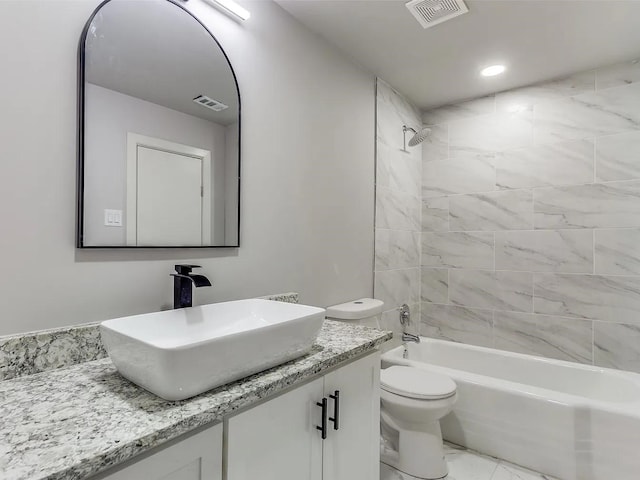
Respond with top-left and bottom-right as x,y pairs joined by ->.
0,320 -> 391,480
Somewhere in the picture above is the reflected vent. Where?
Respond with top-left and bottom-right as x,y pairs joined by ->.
193,95 -> 229,112
405,0 -> 468,29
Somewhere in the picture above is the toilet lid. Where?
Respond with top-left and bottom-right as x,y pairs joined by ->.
380,366 -> 456,400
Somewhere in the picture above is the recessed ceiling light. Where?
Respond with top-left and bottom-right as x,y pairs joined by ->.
506,104 -> 528,113
481,65 -> 506,77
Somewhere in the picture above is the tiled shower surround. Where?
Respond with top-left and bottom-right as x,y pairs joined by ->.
374,80 -> 423,346
418,59 -> 640,372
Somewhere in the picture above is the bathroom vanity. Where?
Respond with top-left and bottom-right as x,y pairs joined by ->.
0,319 -> 390,480
92,352 -> 379,480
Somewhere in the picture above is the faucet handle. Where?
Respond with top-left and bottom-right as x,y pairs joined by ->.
174,264 -> 202,275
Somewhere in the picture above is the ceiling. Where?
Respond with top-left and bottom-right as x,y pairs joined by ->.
275,0 -> 640,110
86,0 -> 239,125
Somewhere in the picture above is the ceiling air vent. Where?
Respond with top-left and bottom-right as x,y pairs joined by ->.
193,95 -> 228,112
405,0 -> 469,29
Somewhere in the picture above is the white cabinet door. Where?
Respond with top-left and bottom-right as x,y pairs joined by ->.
94,423 -> 222,480
322,353 -> 380,480
226,377 -> 324,480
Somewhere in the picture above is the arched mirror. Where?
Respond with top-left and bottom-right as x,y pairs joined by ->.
77,0 -> 240,248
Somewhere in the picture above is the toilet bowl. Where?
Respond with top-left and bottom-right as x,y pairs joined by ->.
380,366 -> 457,480
324,299 -> 457,479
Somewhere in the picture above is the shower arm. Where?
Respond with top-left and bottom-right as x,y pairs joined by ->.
402,125 -> 417,151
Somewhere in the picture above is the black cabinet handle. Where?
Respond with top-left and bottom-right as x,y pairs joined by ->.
329,390 -> 340,430
316,398 -> 328,439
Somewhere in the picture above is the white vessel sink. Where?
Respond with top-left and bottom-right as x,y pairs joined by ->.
100,299 -> 326,401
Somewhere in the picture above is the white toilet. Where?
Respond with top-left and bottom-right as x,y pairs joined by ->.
325,298 -> 384,328
380,366 -> 457,479
326,299 -> 458,479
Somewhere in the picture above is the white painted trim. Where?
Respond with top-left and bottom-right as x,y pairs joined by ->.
126,133 -> 212,246
201,155 -> 212,244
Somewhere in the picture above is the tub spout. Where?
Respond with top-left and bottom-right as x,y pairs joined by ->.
402,332 -> 420,359
402,332 -> 420,344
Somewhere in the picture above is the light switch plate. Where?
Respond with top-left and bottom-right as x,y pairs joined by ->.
104,209 -> 123,227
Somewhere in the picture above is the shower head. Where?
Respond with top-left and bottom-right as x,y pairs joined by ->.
409,126 -> 431,146
403,125 -> 431,150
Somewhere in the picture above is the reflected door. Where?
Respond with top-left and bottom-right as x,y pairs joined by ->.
126,133 -> 212,246
137,147 -> 202,246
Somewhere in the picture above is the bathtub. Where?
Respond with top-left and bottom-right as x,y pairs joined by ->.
382,338 -> 640,480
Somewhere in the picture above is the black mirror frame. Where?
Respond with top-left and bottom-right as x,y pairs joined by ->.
76,0 -> 241,248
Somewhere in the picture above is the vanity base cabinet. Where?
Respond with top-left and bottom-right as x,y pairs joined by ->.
91,353 -> 379,480
225,352 -> 380,480
92,423 -> 222,480
226,377 -> 324,480
322,352 -> 380,480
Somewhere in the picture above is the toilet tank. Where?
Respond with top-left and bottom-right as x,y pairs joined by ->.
325,298 -> 384,329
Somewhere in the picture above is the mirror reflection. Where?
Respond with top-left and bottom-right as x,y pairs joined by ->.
78,0 -> 240,247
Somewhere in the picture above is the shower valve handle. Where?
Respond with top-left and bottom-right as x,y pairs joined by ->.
399,304 -> 410,326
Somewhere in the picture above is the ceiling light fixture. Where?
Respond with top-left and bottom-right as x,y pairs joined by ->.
209,0 -> 251,21
481,64 -> 506,77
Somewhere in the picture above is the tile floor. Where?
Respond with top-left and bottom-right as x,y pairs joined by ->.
380,442 -> 558,480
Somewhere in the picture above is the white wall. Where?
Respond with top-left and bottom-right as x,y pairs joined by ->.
0,0 -> 375,335
84,83 -> 228,246
224,121 -> 239,245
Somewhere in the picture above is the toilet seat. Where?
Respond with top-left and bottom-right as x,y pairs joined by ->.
381,366 -> 456,400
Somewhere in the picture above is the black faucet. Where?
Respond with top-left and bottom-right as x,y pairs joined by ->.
171,265 -> 212,309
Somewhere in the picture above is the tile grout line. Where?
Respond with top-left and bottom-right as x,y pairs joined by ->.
491,309 -> 496,349
493,231 -> 496,272
592,319 -> 596,366
427,227 -> 640,234
487,458 -> 500,480
425,176 -> 640,200
592,229 -> 596,275
593,135 -> 597,184
424,301 -> 639,325
446,121 -> 450,161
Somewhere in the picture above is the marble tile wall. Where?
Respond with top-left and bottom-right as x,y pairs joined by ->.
419,59 -> 640,372
375,79 -> 423,347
